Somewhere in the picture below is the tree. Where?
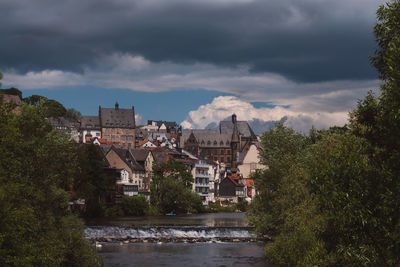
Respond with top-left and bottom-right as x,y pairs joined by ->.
65,108 -> 82,121
23,95 -> 72,119
121,195 -> 148,216
250,2 -> 400,265
150,159 -> 203,214
74,143 -> 114,215
0,103 -> 102,266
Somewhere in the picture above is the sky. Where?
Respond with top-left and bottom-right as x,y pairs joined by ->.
1,0 -> 386,133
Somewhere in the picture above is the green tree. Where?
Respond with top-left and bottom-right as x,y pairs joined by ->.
74,143 -> 113,216
65,108 -> 82,121
0,103 -> 102,266
23,95 -> 70,119
150,159 -> 203,214
247,124 -> 311,235
121,195 -> 148,216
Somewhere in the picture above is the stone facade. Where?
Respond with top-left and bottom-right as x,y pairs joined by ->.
181,114 -> 258,170
99,103 -> 136,149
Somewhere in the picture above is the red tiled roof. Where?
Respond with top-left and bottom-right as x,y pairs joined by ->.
246,179 -> 255,197
138,140 -> 148,147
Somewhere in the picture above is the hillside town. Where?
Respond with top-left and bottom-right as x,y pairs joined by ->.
2,92 -> 265,208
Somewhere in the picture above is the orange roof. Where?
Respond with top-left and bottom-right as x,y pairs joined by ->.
138,140 -> 148,147
246,179 -> 255,197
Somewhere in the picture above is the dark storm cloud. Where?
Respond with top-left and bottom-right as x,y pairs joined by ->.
0,0 -> 382,82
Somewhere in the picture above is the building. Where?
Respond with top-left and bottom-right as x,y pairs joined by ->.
145,120 -> 182,134
105,146 -> 146,190
237,142 -> 265,179
181,114 -> 258,169
48,117 -> 80,142
192,160 -> 213,206
80,116 -> 101,143
99,102 -> 136,149
218,173 -> 246,203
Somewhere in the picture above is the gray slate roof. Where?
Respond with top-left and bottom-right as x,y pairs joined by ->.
110,146 -> 144,171
220,121 -> 256,138
130,148 -> 150,162
181,130 -> 231,148
81,116 -> 100,129
100,106 -> 135,128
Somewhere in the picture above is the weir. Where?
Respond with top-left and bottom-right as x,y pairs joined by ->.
84,226 -> 269,243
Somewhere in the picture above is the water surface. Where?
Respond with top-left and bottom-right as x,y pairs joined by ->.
89,213 -> 270,266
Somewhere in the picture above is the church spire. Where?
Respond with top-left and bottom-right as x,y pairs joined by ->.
231,114 -> 239,142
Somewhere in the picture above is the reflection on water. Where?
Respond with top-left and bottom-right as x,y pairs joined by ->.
99,242 -> 270,267
86,212 -> 248,227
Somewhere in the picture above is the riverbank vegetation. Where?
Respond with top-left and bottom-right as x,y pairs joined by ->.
248,2 -> 400,265
0,102 -> 102,266
151,159 -> 204,214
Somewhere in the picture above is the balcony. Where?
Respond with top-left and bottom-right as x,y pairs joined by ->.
195,173 -> 211,178
195,183 -> 210,188
195,162 -> 211,169
197,192 -> 209,197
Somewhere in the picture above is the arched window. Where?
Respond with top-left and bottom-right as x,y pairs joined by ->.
226,141 -> 230,146
214,141 -> 217,145
207,140 -> 211,145
220,141 -> 224,146
201,140 -> 205,145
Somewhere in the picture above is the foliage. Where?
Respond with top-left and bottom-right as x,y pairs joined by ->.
121,195 -> 148,216
0,88 -> 22,98
74,144 -> 114,216
103,205 -> 124,217
150,158 -> 203,214
23,95 -> 81,120
248,2 -> 400,266
247,124 -> 310,235
234,201 -> 248,212
0,103 -> 102,266
65,108 -> 82,120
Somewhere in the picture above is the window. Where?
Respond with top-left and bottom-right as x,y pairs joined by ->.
221,149 -> 224,154
221,157 -> 224,162
227,157 -> 230,162
213,141 -> 217,145
207,140 -> 211,145
250,163 -> 257,171
96,133 -> 100,137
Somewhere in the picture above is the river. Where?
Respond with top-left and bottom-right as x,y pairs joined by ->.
86,212 -> 271,266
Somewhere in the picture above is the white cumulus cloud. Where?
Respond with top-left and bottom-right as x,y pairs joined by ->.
181,96 -> 349,133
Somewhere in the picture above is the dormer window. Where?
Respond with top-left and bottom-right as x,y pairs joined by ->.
207,141 -> 211,145
214,141 -> 217,145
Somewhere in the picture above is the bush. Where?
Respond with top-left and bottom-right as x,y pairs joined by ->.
234,201 -> 248,212
104,205 -> 124,217
121,195 -> 148,216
